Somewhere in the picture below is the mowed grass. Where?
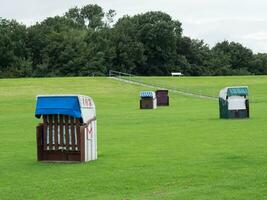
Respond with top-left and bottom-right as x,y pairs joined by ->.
0,76 -> 267,199
130,76 -> 267,102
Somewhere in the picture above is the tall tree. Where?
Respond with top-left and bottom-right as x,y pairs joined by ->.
65,7 -> 85,26
0,4 -> 266,78
113,11 -> 182,75
249,53 -> 267,75
211,41 -> 253,75
80,4 -> 105,30
0,18 -> 31,77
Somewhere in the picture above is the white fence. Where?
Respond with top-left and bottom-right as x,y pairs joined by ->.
108,70 -> 217,100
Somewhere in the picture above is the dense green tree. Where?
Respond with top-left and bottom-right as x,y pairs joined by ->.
113,11 -> 182,75
135,12 -> 182,75
84,27 -> 116,75
111,16 -> 146,74
249,53 -> 267,74
176,37 -> 212,75
0,18 -> 31,77
0,4 -> 266,78
80,4 -> 105,30
27,16 -> 88,76
211,41 -> 253,75
65,7 -> 85,26
208,50 -> 232,75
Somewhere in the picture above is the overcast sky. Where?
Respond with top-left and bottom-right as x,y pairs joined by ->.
1,0 -> 267,53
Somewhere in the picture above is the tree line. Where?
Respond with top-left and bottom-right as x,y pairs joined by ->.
1,4 -> 267,78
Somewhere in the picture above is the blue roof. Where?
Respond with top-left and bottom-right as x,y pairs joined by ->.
227,87 -> 248,96
140,91 -> 154,97
35,96 -> 82,119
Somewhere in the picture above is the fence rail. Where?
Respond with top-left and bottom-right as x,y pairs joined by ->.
109,71 -> 217,100
109,70 -> 135,77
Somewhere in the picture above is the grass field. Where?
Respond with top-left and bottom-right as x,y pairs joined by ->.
129,76 -> 267,102
1,76 -> 267,200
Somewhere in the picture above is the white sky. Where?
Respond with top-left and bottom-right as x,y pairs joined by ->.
1,0 -> 267,53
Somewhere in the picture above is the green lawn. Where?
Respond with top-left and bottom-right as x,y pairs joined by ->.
1,76 -> 267,200
129,76 -> 267,103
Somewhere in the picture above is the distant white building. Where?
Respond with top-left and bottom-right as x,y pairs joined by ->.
171,72 -> 183,76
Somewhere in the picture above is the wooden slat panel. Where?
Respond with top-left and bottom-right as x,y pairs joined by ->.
54,115 -> 59,150
43,124 -> 48,150
43,115 -> 48,124
41,114 -> 82,153
59,115 -> 63,147
65,115 -> 70,151
76,119 -> 80,151
71,117 -> 76,151
48,115 -> 53,150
